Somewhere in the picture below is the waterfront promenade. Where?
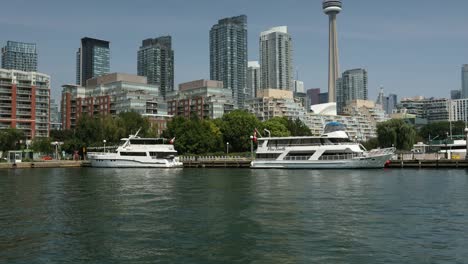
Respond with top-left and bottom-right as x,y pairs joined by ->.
2,157 -> 468,169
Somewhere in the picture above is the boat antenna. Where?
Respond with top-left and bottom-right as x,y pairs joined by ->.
255,128 -> 263,138
263,129 -> 271,138
132,127 -> 142,138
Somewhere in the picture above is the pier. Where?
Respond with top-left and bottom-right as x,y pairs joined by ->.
387,159 -> 468,169
180,156 -> 252,168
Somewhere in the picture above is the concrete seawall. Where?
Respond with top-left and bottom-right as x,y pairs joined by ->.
0,161 -> 83,169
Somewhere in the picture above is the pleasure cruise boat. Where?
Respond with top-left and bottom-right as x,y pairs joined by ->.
87,130 -> 183,168
251,122 -> 394,169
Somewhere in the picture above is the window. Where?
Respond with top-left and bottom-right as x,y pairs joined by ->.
120,152 -> 147,156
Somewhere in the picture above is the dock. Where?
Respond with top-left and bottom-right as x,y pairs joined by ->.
0,160 -> 83,169
181,156 -> 252,168
388,159 -> 468,168
2,158 -> 468,169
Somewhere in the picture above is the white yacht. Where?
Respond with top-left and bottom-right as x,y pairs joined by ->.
87,130 -> 183,168
251,122 -> 394,169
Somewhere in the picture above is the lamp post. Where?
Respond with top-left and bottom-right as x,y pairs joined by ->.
103,140 -> 106,153
54,141 -> 59,160
226,142 -> 229,155
445,132 -> 449,159
465,127 -> 468,160
250,136 -> 254,159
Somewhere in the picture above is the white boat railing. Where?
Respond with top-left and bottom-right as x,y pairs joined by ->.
266,142 -> 356,151
284,156 -> 311,161
367,147 -> 395,157
318,153 -> 362,161
179,156 -> 250,162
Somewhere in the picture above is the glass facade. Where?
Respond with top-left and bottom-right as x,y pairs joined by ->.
210,15 -> 248,109
336,68 -> 368,114
260,27 -> 293,91
77,37 -> 110,85
137,36 -> 174,99
462,65 -> 468,99
1,41 -> 38,72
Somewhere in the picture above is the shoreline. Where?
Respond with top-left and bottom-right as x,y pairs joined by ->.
1,159 -> 468,169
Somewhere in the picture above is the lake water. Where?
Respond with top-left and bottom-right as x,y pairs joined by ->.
1,168 -> 468,263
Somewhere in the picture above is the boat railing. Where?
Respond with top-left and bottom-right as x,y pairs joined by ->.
367,147 -> 395,157
318,153 -> 362,161
179,156 -> 250,161
266,142 -> 352,150
284,156 -> 311,161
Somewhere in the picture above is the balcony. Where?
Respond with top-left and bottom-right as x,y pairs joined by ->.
0,96 -> 12,100
16,97 -> 32,102
17,104 -> 31,109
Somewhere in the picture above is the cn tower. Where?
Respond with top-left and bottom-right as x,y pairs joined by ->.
323,0 -> 342,103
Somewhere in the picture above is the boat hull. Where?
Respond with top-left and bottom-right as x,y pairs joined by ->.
250,153 -> 392,169
88,156 -> 183,168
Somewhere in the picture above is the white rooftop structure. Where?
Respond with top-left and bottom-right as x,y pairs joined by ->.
260,26 -> 288,36
310,103 -> 337,116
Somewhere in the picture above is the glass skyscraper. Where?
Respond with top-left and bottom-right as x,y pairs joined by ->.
260,26 -> 293,91
1,41 -> 38,72
210,15 -> 248,109
336,68 -> 368,114
462,64 -> 468,99
247,61 -> 260,99
76,37 -> 110,86
137,36 -> 174,99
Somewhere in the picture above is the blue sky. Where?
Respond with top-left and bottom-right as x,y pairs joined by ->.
2,0 -> 468,102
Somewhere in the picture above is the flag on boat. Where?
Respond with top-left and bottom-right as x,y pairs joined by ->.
252,130 -> 257,143
169,137 -> 175,144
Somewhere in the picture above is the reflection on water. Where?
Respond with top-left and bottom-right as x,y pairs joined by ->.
1,168 -> 468,263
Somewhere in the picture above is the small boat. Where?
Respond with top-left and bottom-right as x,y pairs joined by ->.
250,122 -> 394,169
87,129 -> 183,168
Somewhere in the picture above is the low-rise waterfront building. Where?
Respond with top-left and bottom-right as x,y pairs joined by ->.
449,98 -> 468,122
302,113 -> 377,142
166,79 -> 234,119
61,73 -> 166,129
342,100 -> 388,124
397,96 -> 449,123
0,69 -> 50,139
247,88 -> 306,121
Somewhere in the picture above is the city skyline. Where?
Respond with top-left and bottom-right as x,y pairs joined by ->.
1,0 -> 467,102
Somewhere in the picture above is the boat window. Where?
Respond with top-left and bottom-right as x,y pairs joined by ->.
328,138 -> 351,143
286,151 -> 316,157
256,153 -> 281,160
149,152 -> 177,159
120,152 -> 147,156
129,139 -> 164,145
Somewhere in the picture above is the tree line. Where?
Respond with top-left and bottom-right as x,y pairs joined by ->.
2,111 -> 465,157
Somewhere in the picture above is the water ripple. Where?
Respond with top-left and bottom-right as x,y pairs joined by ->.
1,168 -> 468,263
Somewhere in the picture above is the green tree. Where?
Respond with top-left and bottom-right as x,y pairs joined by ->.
285,117 -> 312,136
0,128 -> 25,157
162,116 -> 223,154
220,110 -> 261,152
261,117 -> 291,137
30,137 -> 52,154
418,121 -> 466,141
361,138 -> 379,150
116,111 -> 151,138
377,119 -> 416,150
